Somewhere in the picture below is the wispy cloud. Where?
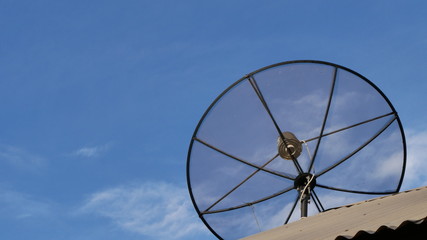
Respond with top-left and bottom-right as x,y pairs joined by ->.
401,129 -> 427,190
0,187 -> 53,219
0,144 -> 46,171
73,144 -> 111,157
79,182 -> 209,240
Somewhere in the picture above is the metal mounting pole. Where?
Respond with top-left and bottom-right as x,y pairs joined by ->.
300,191 -> 309,217
294,173 -> 316,219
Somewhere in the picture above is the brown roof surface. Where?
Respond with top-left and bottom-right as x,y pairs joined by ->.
241,186 -> 427,240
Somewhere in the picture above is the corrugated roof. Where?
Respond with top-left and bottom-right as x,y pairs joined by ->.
241,186 -> 427,240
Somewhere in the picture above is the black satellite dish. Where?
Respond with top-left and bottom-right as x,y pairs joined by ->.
186,60 -> 406,240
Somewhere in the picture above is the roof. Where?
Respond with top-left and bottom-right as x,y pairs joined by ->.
240,186 -> 427,240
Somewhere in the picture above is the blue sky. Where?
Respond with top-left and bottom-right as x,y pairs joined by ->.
0,1 -> 427,239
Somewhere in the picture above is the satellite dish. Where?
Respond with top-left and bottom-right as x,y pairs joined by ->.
186,60 -> 406,240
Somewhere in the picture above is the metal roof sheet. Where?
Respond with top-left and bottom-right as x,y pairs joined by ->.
241,186 -> 427,240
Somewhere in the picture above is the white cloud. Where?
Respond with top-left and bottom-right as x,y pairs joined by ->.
79,182 -> 209,240
73,144 -> 111,157
401,129 -> 427,190
0,144 -> 45,171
